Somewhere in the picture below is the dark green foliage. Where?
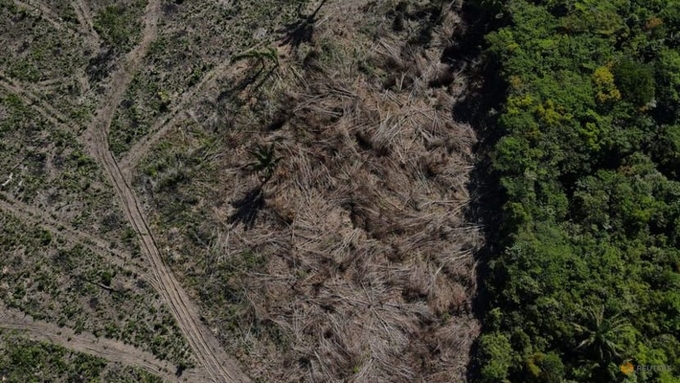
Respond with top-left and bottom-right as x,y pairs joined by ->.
524,352 -> 565,383
477,332 -> 513,382
94,4 -> 144,52
247,142 -> 281,183
614,59 -> 656,107
476,0 -> 680,381
572,306 -> 634,362
653,125 -> 680,178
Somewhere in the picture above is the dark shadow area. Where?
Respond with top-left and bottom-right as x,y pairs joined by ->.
228,186 -> 265,230
408,3 -> 445,47
386,1 -> 448,48
443,3 -> 508,382
217,68 -> 264,103
251,65 -> 280,92
278,0 -> 328,49
216,64 -> 278,105
86,47 -> 116,83
175,364 -> 185,377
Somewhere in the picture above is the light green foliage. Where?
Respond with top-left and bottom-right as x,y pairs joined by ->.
232,47 -> 280,67
0,334 -> 106,382
247,142 -> 281,182
525,352 -> 564,383
478,333 -> 513,382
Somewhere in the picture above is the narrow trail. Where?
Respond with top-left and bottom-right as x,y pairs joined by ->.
0,306 -> 210,383
12,0 -> 80,35
0,195 -> 153,283
118,61 -> 246,175
4,1 -> 251,380
0,74 -> 72,126
86,144 -> 252,383
71,0 -> 101,47
77,0 -> 251,382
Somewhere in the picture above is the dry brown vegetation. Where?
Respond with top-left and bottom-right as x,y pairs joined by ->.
1,0 -> 482,380
135,0 -> 482,381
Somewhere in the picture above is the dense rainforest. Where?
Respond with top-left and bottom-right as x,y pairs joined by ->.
469,0 -> 680,382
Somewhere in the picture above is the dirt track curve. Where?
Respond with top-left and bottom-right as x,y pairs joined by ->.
0,196 -> 151,280
0,305 -> 210,383
78,0 -> 251,382
71,0 -> 101,47
118,60 -> 245,174
12,0 -> 80,35
1,0 -> 251,380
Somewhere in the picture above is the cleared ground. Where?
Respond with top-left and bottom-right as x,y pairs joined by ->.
1,0 -> 480,381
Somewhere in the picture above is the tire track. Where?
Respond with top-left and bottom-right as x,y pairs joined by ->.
0,305 -> 210,383
71,0 -> 101,46
3,48 -> 246,383
88,136 -> 251,383
0,195 -> 153,283
4,0 -> 251,380
12,0 -> 80,36
0,73 -> 73,127
79,0 -> 251,381
117,60 -> 244,174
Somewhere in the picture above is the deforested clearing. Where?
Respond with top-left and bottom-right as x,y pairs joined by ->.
136,0 -> 483,381
1,0 -> 484,381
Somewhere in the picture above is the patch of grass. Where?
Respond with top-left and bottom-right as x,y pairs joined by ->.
0,3 -> 96,122
0,92 -> 140,257
0,92 -> 53,201
94,1 -> 146,52
43,0 -> 80,26
0,332 -> 106,382
0,211 -> 193,367
0,331 -> 164,382
107,0 -> 311,157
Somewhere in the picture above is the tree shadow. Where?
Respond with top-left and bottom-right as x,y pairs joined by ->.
278,0 -> 328,49
216,67 -> 266,103
215,62 -> 278,105
228,186 -> 265,230
86,47 -> 116,83
175,364 -> 185,377
251,65 -> 280,92
407,2 -> 446,47
443,3 -> 508,382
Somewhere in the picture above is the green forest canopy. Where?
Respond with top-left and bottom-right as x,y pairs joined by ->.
473,0 -> 680,382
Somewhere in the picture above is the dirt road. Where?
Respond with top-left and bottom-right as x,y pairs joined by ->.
0,305 -> 210,382
77,0 -> 251,381
1,0 -> 251,380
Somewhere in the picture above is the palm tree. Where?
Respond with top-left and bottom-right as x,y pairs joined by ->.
232,47 -> 279,69
572,305 -> 630,362
247,143 -> 281,183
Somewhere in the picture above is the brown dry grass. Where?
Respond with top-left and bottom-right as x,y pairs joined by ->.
137,0 -> 481,381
